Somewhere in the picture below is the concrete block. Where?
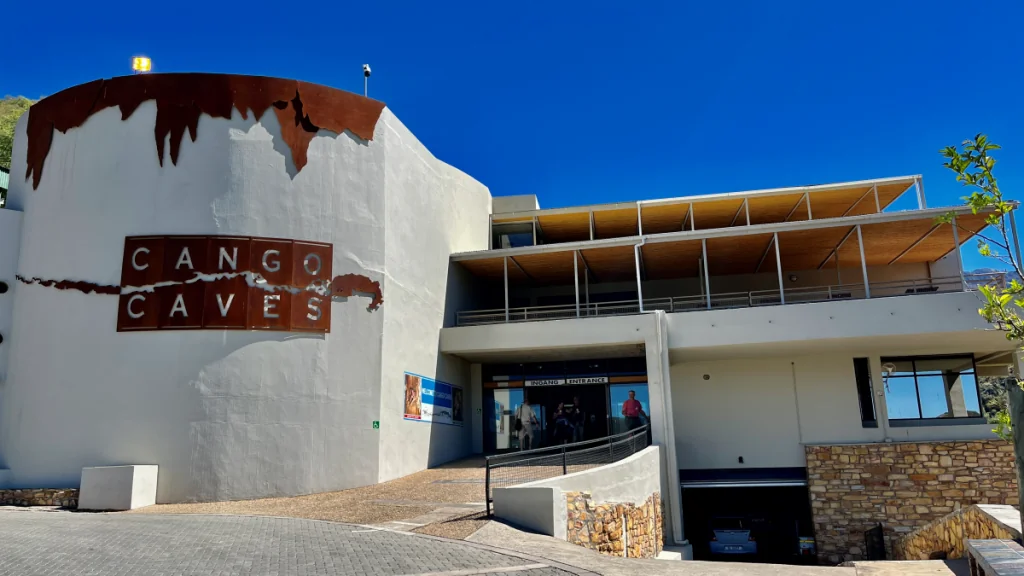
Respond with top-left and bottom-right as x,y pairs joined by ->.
659,544 -> 693,560
79,465 -> 158,510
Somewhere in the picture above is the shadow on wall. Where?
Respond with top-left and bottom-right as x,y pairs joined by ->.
417,262 -> 479,469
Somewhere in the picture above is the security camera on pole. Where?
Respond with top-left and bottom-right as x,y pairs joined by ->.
363,64 -> 371,97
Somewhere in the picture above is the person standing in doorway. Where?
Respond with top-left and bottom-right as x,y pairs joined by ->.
622,390 -> 647,431
516,396 -> 539,451
571,395 -> 585,442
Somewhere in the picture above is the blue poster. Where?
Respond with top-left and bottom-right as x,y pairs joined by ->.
403,372 -> 464,426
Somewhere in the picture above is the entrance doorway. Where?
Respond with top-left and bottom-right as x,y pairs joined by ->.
525,384 -> 608,444
482,357 -> 649,453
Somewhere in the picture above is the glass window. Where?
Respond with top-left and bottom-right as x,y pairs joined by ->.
882,355 -> 982,422
492,223 -> 534,249
853,358 -> 877,427
610,384 -> 649,435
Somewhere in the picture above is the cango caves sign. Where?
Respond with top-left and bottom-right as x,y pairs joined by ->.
117,235 -> 338,332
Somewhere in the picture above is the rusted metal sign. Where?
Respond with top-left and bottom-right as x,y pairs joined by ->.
117,236 -> 333,332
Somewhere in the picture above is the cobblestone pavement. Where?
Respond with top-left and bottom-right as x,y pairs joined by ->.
0,510 -> 587,576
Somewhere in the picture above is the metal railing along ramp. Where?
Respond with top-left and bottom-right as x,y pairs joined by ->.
484,425 -> 649,516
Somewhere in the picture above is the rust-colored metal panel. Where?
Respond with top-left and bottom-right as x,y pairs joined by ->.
163,237 -> 210,282
292,241 -> 333,288
202,276 -> 249,329
290,292 -> 331,333
25,74 -> 386,189
250,239 -> 294,287
248,288 -> 293,331
207,236 -> 251,276
156,283 -> 205,329
120,237 -> 165,287
113,235 -> 349,333
116,292 -> 160,331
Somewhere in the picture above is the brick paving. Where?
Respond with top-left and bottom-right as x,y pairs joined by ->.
0,510 -> 583,576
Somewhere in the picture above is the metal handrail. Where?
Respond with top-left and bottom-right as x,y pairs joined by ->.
457,272 -> 1007,326
484,424 -> 649,516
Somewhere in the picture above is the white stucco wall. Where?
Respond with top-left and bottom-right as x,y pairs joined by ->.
376,110 -> 490,482
492,445 -> 661,539
672,347 -> 1002,471
0,209 -> 22,388
1,87 -> 490,502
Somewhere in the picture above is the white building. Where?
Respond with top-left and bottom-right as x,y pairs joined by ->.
0,73 -> 1017,563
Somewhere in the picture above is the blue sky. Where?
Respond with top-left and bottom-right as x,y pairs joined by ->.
4,0 -> 1022,270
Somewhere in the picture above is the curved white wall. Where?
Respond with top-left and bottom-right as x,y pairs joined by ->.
1,82 -> 490,502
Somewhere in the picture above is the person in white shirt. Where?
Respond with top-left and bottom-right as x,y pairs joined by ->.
516,397 -> 539,451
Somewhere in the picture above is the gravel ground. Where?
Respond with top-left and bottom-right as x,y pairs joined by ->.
413,511 -> 490,540
130,457 -> 487,527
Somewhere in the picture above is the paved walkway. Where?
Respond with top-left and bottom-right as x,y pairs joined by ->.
0,510 -> 586,576
0,508 -> 969,576
468,521 -> 853,576
130,458 -> 490,539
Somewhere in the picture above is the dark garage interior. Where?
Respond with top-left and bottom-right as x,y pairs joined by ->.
681,468 -> 817,565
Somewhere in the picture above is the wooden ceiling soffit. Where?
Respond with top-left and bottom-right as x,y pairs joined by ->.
640,204 -> 688,235
692,198 -> 745,230
706,233 -> 774,276
536,212 -> 591,243
580,245 -> 637,282
640,240 -> 703,279
776,227 -> 854,271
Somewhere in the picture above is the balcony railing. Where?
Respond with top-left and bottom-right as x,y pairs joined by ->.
455,273 -> 1006,327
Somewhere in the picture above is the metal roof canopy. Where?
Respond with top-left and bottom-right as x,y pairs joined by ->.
492,176 -> 920,243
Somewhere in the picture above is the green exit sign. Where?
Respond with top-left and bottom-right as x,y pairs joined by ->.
372,421 -> 380,429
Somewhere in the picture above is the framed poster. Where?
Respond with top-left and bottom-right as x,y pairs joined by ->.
403,372 -> 463,426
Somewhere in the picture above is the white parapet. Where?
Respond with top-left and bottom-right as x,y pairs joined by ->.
78,465 -> 158,511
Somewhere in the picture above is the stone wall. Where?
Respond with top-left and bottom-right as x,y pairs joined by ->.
805,440 -> 1017,564
893,504 -> 1021,560
0,488 -> 78,507
566,491 -> 663,558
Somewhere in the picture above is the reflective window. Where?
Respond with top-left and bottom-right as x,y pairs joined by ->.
882,355 -> 982,421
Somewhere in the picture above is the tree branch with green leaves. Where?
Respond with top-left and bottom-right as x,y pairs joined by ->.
940,134 -> 1022,439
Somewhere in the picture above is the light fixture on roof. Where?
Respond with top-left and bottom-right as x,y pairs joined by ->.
362,64 -> 371,97
132,56 -> 152,74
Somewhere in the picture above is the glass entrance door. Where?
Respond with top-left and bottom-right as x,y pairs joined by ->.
609,384 -> 650,435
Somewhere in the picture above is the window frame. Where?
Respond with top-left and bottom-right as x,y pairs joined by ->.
881,354 -> 986,426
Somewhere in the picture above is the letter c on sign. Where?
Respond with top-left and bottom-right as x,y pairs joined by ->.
127,294 -> 146,319
131,247 -> 150,271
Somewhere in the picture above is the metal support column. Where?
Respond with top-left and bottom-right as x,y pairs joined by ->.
532,217 -> 537,245
589,211 -> 595,240
637,204 -> 643,236
634,242 -> 645,313
856,225 -> 870,298
805,193 -> 813,220
916,177 -> 927,209
585,268 -> 590,315
503,256 -> 510,322
690,203 -> 695,230
702,239 -> 711,310
951,215 -> 965,290
745,198 -> 751,225
488,214 -> 493,249
873,184 -> 880,213
774,233 -> 785,304
574,251 -> 580,318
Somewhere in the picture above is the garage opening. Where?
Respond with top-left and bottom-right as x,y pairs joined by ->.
681,468 -> 817,565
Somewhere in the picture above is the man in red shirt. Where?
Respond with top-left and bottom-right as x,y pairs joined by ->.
622,390 -> 647,431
